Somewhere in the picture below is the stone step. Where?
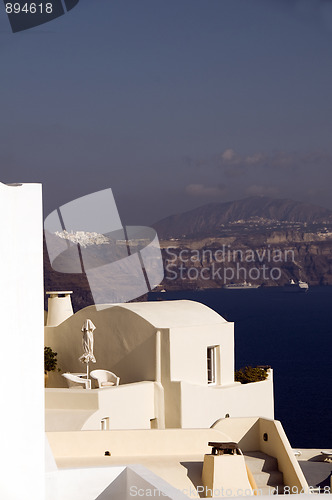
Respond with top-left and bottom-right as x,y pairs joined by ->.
244,452 -> 278,473
253,470 -> 284,488
243,451 -> 284,493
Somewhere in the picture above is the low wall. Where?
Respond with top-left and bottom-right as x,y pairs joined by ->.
84,381 -> 156,430
45,388 -> 99,410
211,417 -> 260,451
259,419 -> 308,491
47,428 -> 232,459
46,382 -> 158,431
179,377 -> 274,428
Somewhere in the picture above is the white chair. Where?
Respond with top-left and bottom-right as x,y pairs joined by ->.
321,450 -> 332,462
90,369 -> 120,388
62,372 -> 91,389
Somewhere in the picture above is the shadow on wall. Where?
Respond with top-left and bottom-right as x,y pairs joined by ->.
180,462 -> 204,497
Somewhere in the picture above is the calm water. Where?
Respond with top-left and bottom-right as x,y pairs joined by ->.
149,286 -> 332,448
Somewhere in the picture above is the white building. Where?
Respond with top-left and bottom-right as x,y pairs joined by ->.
0,181 -> 44,500
45,298 -> 274,431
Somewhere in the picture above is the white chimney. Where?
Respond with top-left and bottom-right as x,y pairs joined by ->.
46,291 -> 73,326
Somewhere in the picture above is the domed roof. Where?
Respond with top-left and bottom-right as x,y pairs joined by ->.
98,299 -> 227,328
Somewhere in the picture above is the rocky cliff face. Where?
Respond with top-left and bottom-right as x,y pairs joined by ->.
158,232 -> 332,290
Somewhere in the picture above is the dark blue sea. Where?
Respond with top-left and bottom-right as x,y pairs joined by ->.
149,286 -> 332,449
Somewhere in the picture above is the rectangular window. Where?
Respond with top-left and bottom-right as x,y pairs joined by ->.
207,346 -> 217,384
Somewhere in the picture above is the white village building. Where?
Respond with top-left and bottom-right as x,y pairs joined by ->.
45,297 -> 274,431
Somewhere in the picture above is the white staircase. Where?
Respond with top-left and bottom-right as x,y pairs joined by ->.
244,451 -> 284,495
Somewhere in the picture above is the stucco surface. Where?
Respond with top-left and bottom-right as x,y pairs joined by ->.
45,382 -> 158,430
95,299 -> 227,328
0,182 -> 44,500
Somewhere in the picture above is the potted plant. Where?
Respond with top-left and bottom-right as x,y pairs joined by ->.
44,346 -> 60,386
235,365 -> 269,384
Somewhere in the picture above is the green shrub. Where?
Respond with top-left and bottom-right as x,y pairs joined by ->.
44,346 -> 59,374
235,365 -> 269,384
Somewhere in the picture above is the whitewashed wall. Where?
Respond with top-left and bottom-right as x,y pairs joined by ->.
180,376 -> 274,428
45,382 -> 158,431
0,182 -> 44,500
169,323 -> 235,385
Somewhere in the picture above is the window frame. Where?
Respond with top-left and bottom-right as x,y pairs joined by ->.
207,345 -> 217,385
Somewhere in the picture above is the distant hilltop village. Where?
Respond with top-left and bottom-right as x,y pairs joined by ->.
55,230 -> 150,248
55,230 -> 110,248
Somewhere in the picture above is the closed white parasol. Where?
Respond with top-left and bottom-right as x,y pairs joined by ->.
79,319 -> 96,380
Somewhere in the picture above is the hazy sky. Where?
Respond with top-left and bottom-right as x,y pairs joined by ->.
1,0 -> 332,225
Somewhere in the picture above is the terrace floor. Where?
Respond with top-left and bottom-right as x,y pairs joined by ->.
296,449 -> 332,491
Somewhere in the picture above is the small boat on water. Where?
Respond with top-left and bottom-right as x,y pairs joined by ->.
283,279 -> 309,293
224,281 -> 260,290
